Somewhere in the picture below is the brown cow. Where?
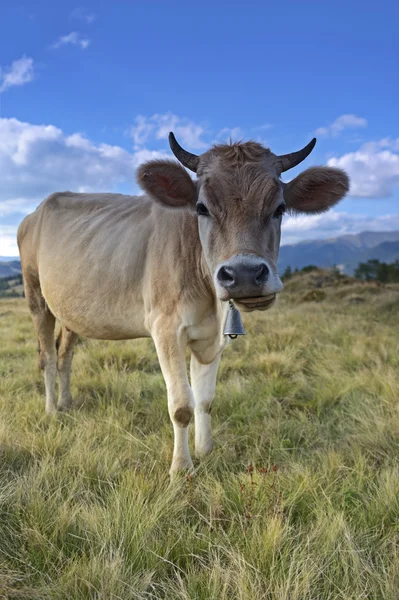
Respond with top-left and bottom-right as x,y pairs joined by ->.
17,133 -> 349,475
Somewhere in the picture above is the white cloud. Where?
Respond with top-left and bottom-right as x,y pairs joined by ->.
0,226 -> 20,256
255,123 -> 273,131
52,32 -> 90,50
128,115 -> 275,152
70,7 -> 96,23
0,56 -> 34,93
282,211 -> 399,246
128,113 -> 207,150
215,127 -> 243,143
0,117 -> 171,256
360,138 -> 399,153
129,115 -> 156,148
0,198 -> 36,216
316,114 -> 367,137
328,141 -> 399,198
0,117 -> 168,209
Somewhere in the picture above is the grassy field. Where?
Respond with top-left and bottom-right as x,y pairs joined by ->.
1,272 -> 399,599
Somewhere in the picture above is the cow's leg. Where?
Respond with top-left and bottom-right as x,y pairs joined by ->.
152,322 -> 194,476
56,326 -> 78,411
23,271 -> 57,413
190,353 -> 221,458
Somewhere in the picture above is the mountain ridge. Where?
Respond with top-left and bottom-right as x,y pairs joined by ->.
279,231 -> 399,274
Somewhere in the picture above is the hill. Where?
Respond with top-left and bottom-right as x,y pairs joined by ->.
0,260 -> 22,278
278,230 -> 399,274
0,274 -> 24,298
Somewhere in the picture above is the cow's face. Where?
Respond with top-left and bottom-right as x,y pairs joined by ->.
194,159 -> 285,311
138,135 -> 349,311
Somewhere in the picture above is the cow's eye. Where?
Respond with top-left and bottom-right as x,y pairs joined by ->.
196,202 -> 210,217
273,203 -> 286,219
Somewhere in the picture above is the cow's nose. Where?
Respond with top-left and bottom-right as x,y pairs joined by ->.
217,265 -> 237,286
217,256 -> 269,294
254,263 -> 269,285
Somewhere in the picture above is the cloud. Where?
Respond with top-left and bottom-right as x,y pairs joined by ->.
52,32 -> 90,50
0,117 -> 169,208
360,138 -> 399,153
215,127 -> 243,143
255,123 -> 273,131
0,117 -> 171,256
328,140 -> 399,198
128,113 -> 207,150
0,56 -> 34,93
70,7 -> 96,23
0,226 -> 21,256
281,211 -> 399,246
129,115 -> 275,151
316,114 -> 367,137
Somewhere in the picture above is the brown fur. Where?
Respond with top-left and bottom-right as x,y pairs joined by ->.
284,166 -> 350,214
198,141 -> 272,173
137,160 -> 196,208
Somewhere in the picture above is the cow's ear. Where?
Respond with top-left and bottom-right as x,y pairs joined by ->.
137,160 -> 196,208
283,167 -> 349,214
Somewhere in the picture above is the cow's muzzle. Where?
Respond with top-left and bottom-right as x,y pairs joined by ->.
216,254 -> 282,307
234,294 -> 277,312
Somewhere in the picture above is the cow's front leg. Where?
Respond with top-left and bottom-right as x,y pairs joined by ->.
152,322 -> 194,476
190,353 -> 221,458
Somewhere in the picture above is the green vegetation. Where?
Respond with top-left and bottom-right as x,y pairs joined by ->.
281,265 -> 292,280
0,272 -> 399,598
0,274 -> 23,298
281,259 -> 399,284
355,259 -> 399,283
300,264 -> 319,274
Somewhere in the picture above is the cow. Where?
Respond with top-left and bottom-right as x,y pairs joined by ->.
17,133 -> 349,476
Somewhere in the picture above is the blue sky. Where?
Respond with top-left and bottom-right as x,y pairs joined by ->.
0,0 -> 398,255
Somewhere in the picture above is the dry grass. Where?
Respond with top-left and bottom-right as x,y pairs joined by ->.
1,275 -> 399,599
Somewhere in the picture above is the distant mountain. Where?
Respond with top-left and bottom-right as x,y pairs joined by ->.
1,231 -> 399,279
278,231 -> 399,274
0,260 -> 22,278
0,257 -> 20,262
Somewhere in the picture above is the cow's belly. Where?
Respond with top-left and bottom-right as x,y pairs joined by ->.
57,311 -> 149,340
41,276 -> 149,341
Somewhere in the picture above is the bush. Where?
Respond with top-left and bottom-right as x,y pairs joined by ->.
301,289 -> 327,302
355,259 -> 399,283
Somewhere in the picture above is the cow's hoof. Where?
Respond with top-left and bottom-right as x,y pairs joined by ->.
57,394 -> 73,412
169,457 -> 194,479
195,438 -> 214,458
57,402 -> 72,413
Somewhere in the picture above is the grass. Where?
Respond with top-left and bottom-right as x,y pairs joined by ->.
0,272 -> 399,599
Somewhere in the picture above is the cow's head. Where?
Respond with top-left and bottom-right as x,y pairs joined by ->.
137,133 -> 349,311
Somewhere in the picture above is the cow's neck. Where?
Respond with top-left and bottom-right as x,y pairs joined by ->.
190,214 -> 217,306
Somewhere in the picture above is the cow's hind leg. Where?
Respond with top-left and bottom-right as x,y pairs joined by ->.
24,270 -> 57,413
190,353 -> 221,458
152,319 -> 195,476
56,326 -> 78,411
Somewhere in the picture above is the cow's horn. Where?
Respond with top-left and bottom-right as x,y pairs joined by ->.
275,138 -> 317,174
168,132 -> 200,173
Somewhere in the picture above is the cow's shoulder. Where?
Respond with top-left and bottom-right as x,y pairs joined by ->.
43,191 -> 74,208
